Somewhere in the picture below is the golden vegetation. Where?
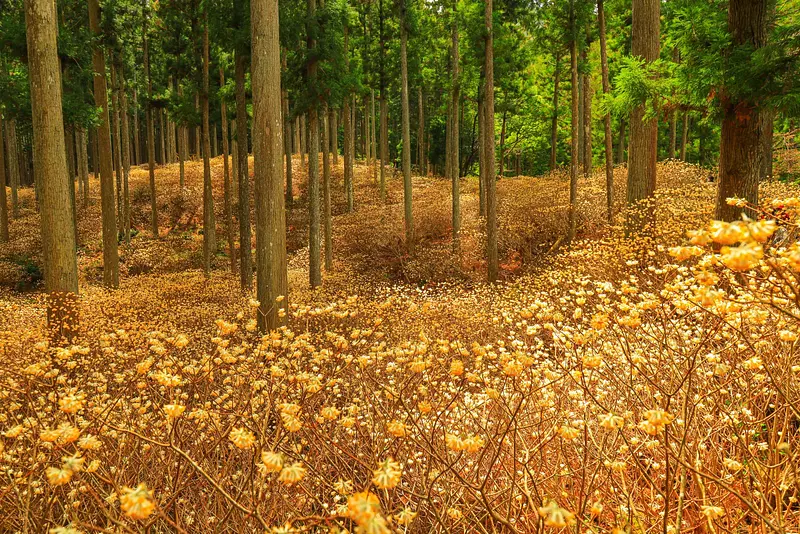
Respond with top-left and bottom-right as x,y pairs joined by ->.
2,156 -> 800,532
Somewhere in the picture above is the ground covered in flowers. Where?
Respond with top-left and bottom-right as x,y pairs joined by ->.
2,157 -> 800,533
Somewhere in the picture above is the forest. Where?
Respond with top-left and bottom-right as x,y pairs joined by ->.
2,0 -> 800,531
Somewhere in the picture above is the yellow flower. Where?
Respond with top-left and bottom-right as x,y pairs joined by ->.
46,467 -> 73,486
720,242 -> 763,271
709,220 -> 748,245
462,435 -> 485,453
58,394 -> 85,414
320,406 -> 341,420
395,507 -> 417,526
229,427 -> 256,449
280,412 -> 303,432
538,501 -> 575,528
723,458 -> 743,472
599,413 -> 624,430
557,425 -> 580,440
700,505 -> 725,520
120,484 -> 155,520
347,491 -> 381,524
446,433 -> 465,452
163,404 -> 186,419
449,360 -> 464,376
78,434 -> 102,450
372,458 -> 402,489
386,420 -> 408,438
278,462 -> 306,485
258,451 -> 283,474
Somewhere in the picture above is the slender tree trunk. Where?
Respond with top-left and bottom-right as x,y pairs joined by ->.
550,54 -> 560,171
400,0 -> 414,250
499,110 -> 506,179
0,116 -> 8,242
450,0 -> 460,249
371,90 -> 377,179
90,0 -> 119,287
307,0 -> 321,288
343,26 -> 354,213
300,114 -> 306,169
583,35 -> 592,178
617,118 -> 626,164
478,84 -> 486,217
144,3 -> 158,237
417,88 -> 424,176
178,83 -> 186,188
331,110 -> 338,165
25,0 -> 79,340
119,63 -> 131,244
680,110 -> 689,161
598,0 -> 614,222
484,0 -> 497,281
231,120 -> 238,200
323,106 -> 332,271
294,116 -> 300,155
132,86 -> 139,165
202,15 -> 216,277
235,0 -> 252,290
626,0 -> 660,234
159,108 -> 167,165
194,94 -> 201,158
111,63 -> 123,228
6,119 -> 19,218
568,31 -> 579,243
220,68 -> 236,275
282,53 -> 293,209
251,0 -> 287,331
378,0 -> 387,201
79,127 -> 89,208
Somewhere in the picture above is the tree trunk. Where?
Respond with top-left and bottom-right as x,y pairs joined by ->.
550,54 -> 560,171
400,0 -> 414,251
111,63 -> 123,228
323,106 -> 332,271
307,0 -> 321,288
202,15 -> 216,277
568,33 -> 579,244
332,110 -> 339,166
449,1 -> 460,249
231,120 -> 238,199
378,0 -> 387,201
617,118 -> 626,164
119,63 -> 131,244
626,0 -> 660,234
6,119 -> 19,218
484,0 -> 497,281
25,0 -> 79,340
178,83 -> 186,188
194,94 -> 201,159
79,127 -> 89,208
680,110 -> 689,161
251,0 -> 287,331
282,55 -> 293,209
371,89 -> 377,179
133,86 -> 140,165
90,0 -> 119,287
144,4 -> 158,237
300,113 -> 306,169
478,84 -> 485,217
220,68 -> 236,275
343,26 -> 354,213
499,110 -> 506,179
235,0 -> 252,290
598,0 -> 614,222
583,27 -> 593,178
0,116 -> 8,242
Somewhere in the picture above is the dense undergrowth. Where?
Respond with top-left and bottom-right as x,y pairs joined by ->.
2,157 -> 800,533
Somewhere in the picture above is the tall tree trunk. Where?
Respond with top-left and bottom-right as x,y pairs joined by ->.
144,2 -> 158,237
680,110 -> 689,161
6,119 -> 19,218
0,116 -> 8,242
111,63 -> 123,228
343,26 -> 354,213
90,0 -> 119,287
616,118 -> 626,164
478,84 -> 485,217
282,54 -> 293,209
220,68 -> 236,275
231,120 -> 238,199
323,106 -> 332,271
378,0 -> 387,201
371,89 -> 377,179
79,127 -> 89,208
26,0 -> 79,340
251,0 -> 287,331
550,53 -> 560,171
598,0 -> 614,222
499,110 -> 506,179
417,88 -> 424,176
484,0 -> 496,281
132,86 -> 140,165
202,15 -> 216,277
300,114 -> 306,169
159,108 -> 167,165
450,0 -> 460,249
626,0 -> 660,234
119,63 -> 131,244
235,0 -> 252,290
331,110 -> 339,165
178,83 -> 186,188
194,94 -> 201,158
568,29 -> 579,243
583,26 -> 593,178
307,0 -> 321,288
400,0 -> 414,251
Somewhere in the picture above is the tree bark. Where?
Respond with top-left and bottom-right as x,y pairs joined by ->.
0,116 -> 8,242
371,89 -> 377,179
343,26 -> 354,213
26,0 -> 79,339
598,0 -> 614,222
202,14 -> 216,277
583,26 -> 593,178
90,0 -> 119,287
251,0 -> 288,331
234,7 -> 252,290
143,2 -> 158,237
110,63 -> 123,227
119,63 -> 131,244
449,1 -> 460,248
220,68 -> 236,275
378,0 -> 387,201
6,119 -> 19,218
400,0 -> 414,251
550,54 -> 561,171
478,83 -> 485,217
133,86 -> 140,165
680,110 -> 689,161
568,31 -> 579,243
323,106 -> 333,271
78,127 -> 89,208
626,0 -> 660,234
178,83 -> 186,188
282,53 -> 293,209
307,0 -> 322,288
484,0 -> 497,281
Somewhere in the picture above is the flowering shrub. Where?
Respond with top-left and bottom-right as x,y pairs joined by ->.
2,159 -> 800,532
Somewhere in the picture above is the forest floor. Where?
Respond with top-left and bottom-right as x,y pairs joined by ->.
2,156 -> 800,532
